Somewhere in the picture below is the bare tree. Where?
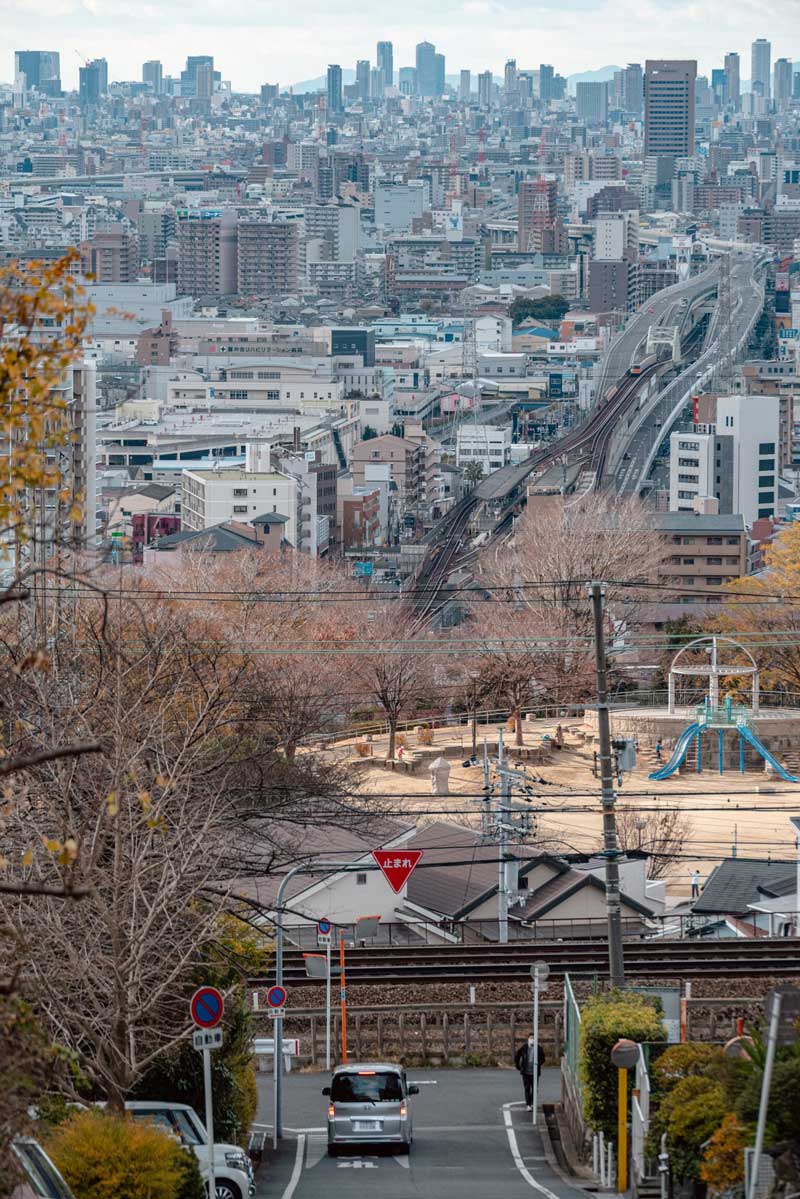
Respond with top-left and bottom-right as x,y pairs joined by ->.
615,802 -> 692,879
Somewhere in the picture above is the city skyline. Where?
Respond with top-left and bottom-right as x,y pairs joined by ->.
2,0 -> 791,93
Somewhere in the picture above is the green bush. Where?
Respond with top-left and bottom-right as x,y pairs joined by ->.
735,1053 -> 800,1144
656,1075 -> 727,1184
579,989 -> 666,1139
47,1109 -> 204,1199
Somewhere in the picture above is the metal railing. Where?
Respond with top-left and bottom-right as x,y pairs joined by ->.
563,973 -> 582,1101
631,1043 -> 652,1186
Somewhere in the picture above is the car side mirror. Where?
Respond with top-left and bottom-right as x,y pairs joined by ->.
322,1086 -> 331,1096
408,1085 -> 419,1096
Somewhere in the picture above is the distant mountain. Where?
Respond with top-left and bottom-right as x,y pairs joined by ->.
566,66 -> 621,94
291,70 -> 355,93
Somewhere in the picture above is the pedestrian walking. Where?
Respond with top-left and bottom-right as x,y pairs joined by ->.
655,739 -> 663,763
691,869 -> 701,899
514,1035 -> 546,1110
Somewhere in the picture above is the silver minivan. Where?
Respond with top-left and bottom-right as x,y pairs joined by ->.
323,1062 -> 418,1155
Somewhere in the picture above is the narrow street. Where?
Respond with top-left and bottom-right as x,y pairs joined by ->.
254,1068 -> 591,1199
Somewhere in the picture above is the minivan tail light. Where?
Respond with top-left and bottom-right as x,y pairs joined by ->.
400,1103 -> 407,1117
357,1071 -> 376,1075
328,1104 -> 335,1118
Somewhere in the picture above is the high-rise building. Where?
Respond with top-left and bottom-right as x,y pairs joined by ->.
434,53 -> 445,97
518,177 -> 558,252
177,209 -> 238,296
14,50 -> 60,95
504,59 -> 517,100
304,203 -> 361,262
79,59 -> 108,106
478,70 -> 493,109
370,68 -> 384,99
415,41 -> 437,97
459,70 -> 471,102
622,63 -> 643,115
142,60 -> 163,94
576,81 -> 608,124
398,67 -> 416,95
237,219 -> 299,297
327,64 -> 343,113
774,58 -> 793,108
643,60 -> 697,157
539,64 -> 554,102
194,61 -> 213,101
724,52 -> 740,108
356,60 -> 370,101
80,224 -> 139,283
751,38 -> 771,100
376,41 -> 393,87
180,55 -> 218,98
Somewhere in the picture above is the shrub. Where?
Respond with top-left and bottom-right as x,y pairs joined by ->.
47,1109 -> 204,1199
579,989 -> 666,1139
416,725 -> 434,745
735,1053 -> 800,1144
354,741 -> 371,757
395,733 -> 408,749
700,1113 -> 747,1194
656,1075 -> 727,1184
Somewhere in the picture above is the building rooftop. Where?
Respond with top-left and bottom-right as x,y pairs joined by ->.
649,512 -> 748,533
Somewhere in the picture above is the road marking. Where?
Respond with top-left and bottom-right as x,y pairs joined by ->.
280,1133 -> 306,1199
502,1104 -> 560,1199
409,1079 -> 438,1085
305,1131 -> 327,1170
393,1155 -> 410,1169
338,1159 -> 377,1169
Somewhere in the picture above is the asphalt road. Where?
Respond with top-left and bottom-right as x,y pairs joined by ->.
253,1068 -> 589,1199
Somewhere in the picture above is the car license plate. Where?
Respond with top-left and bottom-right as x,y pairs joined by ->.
353,1119 -> 381,1132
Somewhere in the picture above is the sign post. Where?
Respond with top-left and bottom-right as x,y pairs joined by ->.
190,987 -> 224,1199
610,1038 -> 639,1195
317,920 -> 333,1071
530,962 -> 549,1127
267,984 -> 287,1152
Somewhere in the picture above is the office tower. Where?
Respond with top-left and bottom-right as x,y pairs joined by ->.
194,61 -> 213,101
478,70 -> 493,109
539,64 -> 554,102
643,60 -> 696,156
576,81 -> 608,124
176,209 -> 238,296
180,55 -> 218,98
434,53 -> 445,96
356,60 -> 370,101
377,41 -> 393,87
622,63 -> 643,115
415,41 -> 437,97
398,67 -> 416,95
237,220 -> 299,297
460,70 -> 471,101
260,83 -> 279,105
711,68 -> 727,105
370,68 -> 384,99
79,59 -> 108,106
774,58 -> 793,108
327,64 -> 343,112
142,60 -> 163,93
751,38 -> 771,99
504,59 -> 517,99
518,177 -> 558,252
795,71 -> 800,101
724,52 -> 740,108
14,50 -> 60,95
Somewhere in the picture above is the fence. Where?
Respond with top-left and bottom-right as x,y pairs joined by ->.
259,1000 -> 564,1069
744,1148 -> 775,1199
630,1043 -> 652,1188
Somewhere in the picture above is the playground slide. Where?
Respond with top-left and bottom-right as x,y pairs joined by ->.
648,723 -> 702,781
738,725 -> 799,782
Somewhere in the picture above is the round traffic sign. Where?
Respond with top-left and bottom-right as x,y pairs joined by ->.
317,918 -> 332,935
190,986 -> 224,1029
267,984 -> 287,1010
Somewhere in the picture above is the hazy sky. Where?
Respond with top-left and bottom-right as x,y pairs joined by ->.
2,0 -> 788,92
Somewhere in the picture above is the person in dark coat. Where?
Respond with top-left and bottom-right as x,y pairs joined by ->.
514,1036 -> 546,1109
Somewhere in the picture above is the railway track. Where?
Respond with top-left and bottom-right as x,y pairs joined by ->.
253,939 -> 800,987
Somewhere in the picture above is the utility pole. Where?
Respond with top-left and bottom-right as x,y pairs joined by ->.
497,729 -> 510,944
483,731 -> 537,946
589,581 -> 626,989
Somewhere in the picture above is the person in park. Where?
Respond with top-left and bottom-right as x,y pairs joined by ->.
515,1035 -> 546,1110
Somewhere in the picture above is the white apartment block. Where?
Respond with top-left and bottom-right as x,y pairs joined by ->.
374,181 -> 427,233
669,431 -> 715,511
593,210 -> 639,261
303,204 -> 361,262
456,424 -> 512,474
181,468 -> 298,544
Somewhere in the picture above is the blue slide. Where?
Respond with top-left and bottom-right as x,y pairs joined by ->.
738,725 -> 798,782
649,723 -> 703,780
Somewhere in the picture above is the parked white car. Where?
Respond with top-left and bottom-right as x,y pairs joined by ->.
11,1139 -> 74,1199
124,1101 -> 255,1199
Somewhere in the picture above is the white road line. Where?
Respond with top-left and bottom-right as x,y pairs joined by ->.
502,1104 -> 560,1199
280,1133 -> 306,1199
393,1155 -> 410,1169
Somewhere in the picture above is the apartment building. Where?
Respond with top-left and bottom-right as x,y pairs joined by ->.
651,511 -> 748,604
177,209 -> 238,296
237,219 -> 300,297
456,424 -> 512,475
181,467 -> 297,545
351,433 -> 433,504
